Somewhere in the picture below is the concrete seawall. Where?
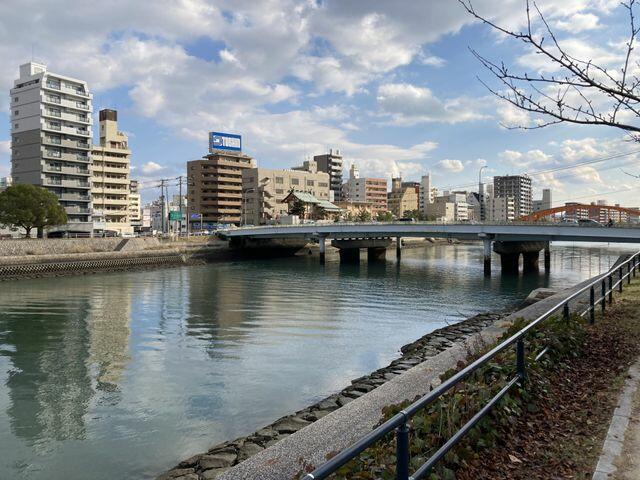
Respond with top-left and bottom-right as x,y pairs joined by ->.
0,238 -> 233,280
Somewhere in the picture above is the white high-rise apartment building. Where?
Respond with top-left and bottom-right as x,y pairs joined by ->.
419,174 -> 438,215
10,62 -> 93,233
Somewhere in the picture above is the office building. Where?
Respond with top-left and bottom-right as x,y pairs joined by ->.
388,177 -> 419,218
188,140 -> 255,226
314,149 -> 343,201
91,109 -> 132,235
10,62 -> 93,233
0,176 -> 12,192
493,175 -> 532,219
533,188 -> 552,212
341,164 -> 388,212
242,160 -> 330,225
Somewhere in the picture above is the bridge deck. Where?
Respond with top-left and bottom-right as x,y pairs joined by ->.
223,222 -> 640,244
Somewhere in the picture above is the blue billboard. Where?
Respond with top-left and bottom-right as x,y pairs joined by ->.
209,132 -> 242,152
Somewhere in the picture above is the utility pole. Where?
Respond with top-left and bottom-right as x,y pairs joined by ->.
177,175 -> 184,236
158,179 -> 167,235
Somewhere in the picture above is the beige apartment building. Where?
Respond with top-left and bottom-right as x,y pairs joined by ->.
342,164 -> 388,212
387,177 -> 419,218
188,150 -> 255,226
91,109 -> 132,235
242,160 -> 330,225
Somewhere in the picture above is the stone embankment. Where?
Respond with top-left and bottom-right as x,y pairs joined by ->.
0,237 -> 231,280
158,311 -> 504,480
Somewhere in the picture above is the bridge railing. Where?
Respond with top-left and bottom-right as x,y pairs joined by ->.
226,220 -> 640,232
301,251 -> 640,480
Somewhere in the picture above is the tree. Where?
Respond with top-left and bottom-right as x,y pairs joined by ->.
355,209 -> 372,222
459,0 -> 640,138
0,184 -> 67,238
376,210 -> 394,222
404,209 -> 421,220
289,199 -> 306,217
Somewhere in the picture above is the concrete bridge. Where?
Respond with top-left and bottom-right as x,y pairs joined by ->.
223,222 -> 640,274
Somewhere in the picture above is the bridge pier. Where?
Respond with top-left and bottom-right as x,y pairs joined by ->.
367,247 -> 386,262
523,251 -> 540,273
483,238 -> 492,276
544,243 -> 551,271
494,241 -> 548,275
396,237 -> 402,260
332,238 -> 392,264
339,248 -> 360,263
319,236 -> 326,264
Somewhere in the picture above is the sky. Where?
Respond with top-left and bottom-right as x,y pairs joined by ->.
1,0 -> 640,206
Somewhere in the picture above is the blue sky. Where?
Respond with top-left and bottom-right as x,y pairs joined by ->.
1,0 -> 639,205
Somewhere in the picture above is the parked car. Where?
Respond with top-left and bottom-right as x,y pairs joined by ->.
398,217 -> 416,223
559,219 -> 579,224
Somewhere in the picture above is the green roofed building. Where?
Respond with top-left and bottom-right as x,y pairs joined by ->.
283,190 -> 341,221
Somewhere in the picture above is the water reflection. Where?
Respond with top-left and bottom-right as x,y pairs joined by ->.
0,243 -> 636,480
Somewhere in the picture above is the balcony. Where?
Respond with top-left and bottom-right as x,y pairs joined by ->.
62,179 -> 90,189
44,123 -> 62,132
44,178 -> 62,186
59,193 -> 90,202
46,81 -> 61,90
65,206 -> 91,215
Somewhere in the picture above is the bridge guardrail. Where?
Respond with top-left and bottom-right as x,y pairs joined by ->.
225,220 -> 640,233
301,251 -> 640,480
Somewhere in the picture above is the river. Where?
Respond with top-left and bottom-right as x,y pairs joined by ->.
0,242 -> 636,479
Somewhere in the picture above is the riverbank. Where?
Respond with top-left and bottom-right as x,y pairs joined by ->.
0,236 -> 459,281
159,269 -> 601,480
158,310 -> 507,479
159,284 -> 557,479
0,237 -> 233,280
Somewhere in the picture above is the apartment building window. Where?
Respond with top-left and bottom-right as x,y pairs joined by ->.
291,178 -> 299,185
275,177 -> 284,184
14,110 -> 19,115
307,180 -> 315,186
13,97 -> 18,102
276,189 -> 284,194
319,182 -> 328,187
14,123 -> 18,128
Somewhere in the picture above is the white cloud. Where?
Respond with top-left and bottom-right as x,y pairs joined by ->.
555,13 -> 601,32
142,161 -> 164,174
377,83 -> 488,125
572,165 -> 604,184
436,159 -> 465,173
499,149 -> 553,168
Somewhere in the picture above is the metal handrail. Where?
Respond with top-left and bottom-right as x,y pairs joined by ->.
303,251 -> 640,480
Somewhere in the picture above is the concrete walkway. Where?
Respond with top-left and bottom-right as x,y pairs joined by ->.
593,360 -> 640,479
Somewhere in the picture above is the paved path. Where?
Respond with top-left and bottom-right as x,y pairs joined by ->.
593,360 -> 640,479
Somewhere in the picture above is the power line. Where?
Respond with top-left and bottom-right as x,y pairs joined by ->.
442,149 -> 640,191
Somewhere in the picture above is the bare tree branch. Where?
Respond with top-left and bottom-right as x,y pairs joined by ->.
459,0 -> 640,136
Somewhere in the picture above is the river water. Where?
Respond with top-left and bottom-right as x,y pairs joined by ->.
0,242 -> 636,479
